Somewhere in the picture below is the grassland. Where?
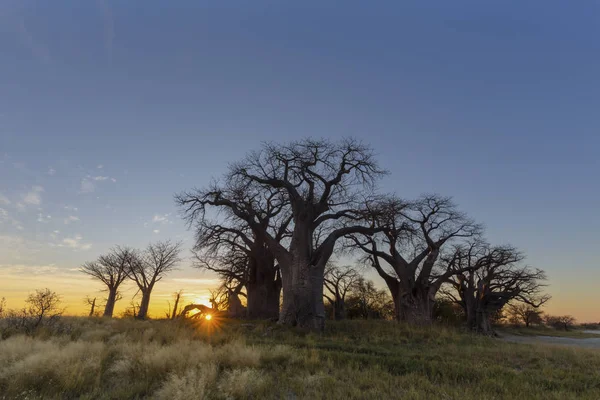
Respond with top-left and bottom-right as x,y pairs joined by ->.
0,317 -> 599,399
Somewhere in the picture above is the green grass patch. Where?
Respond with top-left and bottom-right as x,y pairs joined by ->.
0,317 -> 598,399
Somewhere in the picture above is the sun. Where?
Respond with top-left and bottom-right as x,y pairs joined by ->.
205,314 -> 212,321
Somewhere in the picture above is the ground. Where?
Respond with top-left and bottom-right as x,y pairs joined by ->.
0,317 -> 599,399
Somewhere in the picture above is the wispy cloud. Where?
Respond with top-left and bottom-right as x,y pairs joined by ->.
64,215 -> 80,224
37,213 -> 52,223
0,208 -> 24,230
153,229 -> 160,234
92,176 -> 109,181
0,193 -> 11,205
171,278 -> 221,285
58,234 -> 92,251
23,185 -> 44,205
97,164 -> 104,169
47,167 -> 56,176
0,263 -> 59,276
152,213 -> 172,224
80,178 -> 95,193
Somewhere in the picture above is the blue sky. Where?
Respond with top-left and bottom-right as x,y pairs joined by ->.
0,1 -> 598,319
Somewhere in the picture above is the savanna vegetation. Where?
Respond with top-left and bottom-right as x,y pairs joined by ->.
0,317 -> 599,400
1,138 -> 597,399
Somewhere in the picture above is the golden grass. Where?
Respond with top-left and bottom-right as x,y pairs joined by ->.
0,317 -> 598,399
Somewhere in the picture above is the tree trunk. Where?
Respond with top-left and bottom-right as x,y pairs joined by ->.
227,291 -> 246,317
246,255 -> 281,319
333,299 -> 346,320
103,288 -> 117,317
137,290 -> 151,319
475,308 -> 495,336
89,298 -> 96,317
278,262 -> 295,325
394,287 -> 434,324
292,260 -> 326,331
171,294 -> 180,320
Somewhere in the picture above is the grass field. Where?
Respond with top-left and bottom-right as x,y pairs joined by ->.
0,317 -> 599,399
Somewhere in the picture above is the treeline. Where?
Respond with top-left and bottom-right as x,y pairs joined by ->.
0,138 -> 559,337
171,138 -> 553,335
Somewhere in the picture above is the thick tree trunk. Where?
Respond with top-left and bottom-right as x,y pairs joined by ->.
292,260 -> 326,331
103,288 -> 117,317
475,308 -> 495,336
227,291 -> 246,317
278,263 -> 295,325
246,255 -> 281,319
137,290 -> 151,319
394,287 -> 434,324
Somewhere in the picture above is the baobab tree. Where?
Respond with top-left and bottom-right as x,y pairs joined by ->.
323,264 -> 360,320
81,247 -> 135,317
442,241 -> 550,335
507,303 -> 544,327
127,241 -> 182,319
188,203 -> 291,319
177,138 -> 385,330
351,195 -> 482,323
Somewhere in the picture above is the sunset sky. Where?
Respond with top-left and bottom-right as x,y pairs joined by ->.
1,1 -> 598,320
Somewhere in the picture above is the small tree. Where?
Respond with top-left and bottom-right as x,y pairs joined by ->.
84,296 -> 98,317
545,315 -> 576,331
166,290 -> 184,320
323,264 -> 359,320
346,277 -> 394,320
128,240 -> 182,319
81,247 -> 135,317
26,288 -> 63,328
0,297 -> 6,318
507,303 -> 544,327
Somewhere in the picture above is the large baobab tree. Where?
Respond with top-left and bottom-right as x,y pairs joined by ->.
127,241 -> 182,319
81,247 -> 135,317
442,241 -> 550,335
323,264 -> 360,320
351,195 -> 482,323
177,138 -> 385,330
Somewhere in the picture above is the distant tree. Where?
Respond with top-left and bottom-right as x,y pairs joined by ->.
351,195 -> 482,323
545,315 -> 576,331
127,240 -> 182,319
507,303 -> 544,327
25,288 -> 63,328
84,296 -> 99,317
166,290 -> 184,320
0,297 -> 6,318
209,286 -> 230,312
323,264 -> 360,320
432,298 -> 464,325
81,246 -> 135,317
346,277 -> 394,320
442,241 -> 550,335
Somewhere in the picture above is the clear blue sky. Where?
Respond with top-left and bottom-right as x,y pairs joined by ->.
0,1 -> 598,319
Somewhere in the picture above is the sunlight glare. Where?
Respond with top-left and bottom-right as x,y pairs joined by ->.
205,314 -> 212,321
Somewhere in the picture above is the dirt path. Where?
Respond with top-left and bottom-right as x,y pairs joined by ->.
501,332 -> 600,349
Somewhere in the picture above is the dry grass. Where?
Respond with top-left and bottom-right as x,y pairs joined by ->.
0,317 -> 599,399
